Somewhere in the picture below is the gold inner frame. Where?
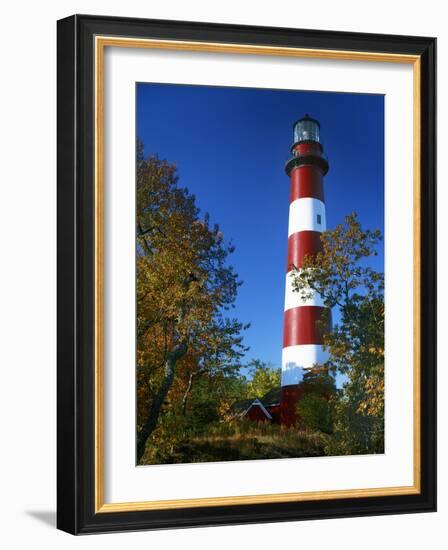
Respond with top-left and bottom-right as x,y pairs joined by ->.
94,36 -> 421,513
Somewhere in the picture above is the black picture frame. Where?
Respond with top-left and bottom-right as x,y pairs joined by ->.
57,14 -> 436,534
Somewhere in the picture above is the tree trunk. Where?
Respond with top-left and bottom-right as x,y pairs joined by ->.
181,372 -> 195,416
136,341 -> 188,463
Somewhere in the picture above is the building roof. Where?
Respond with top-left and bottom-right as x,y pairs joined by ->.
245,398 -> 272,420
260,386 -> 281,407
230,386 -> 281,418
230,398 -> 256,415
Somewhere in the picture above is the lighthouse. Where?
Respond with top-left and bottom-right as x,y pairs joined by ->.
280,115 -> 331,426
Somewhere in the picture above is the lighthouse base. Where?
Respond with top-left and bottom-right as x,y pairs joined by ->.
280,384 -> 306,426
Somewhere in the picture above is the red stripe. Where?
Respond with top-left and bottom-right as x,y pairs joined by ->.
280,384 -> 304,426
283,306 -> 329,347
290,165 -> 324,202
292,142 -> 322,157
286,231 -> 323,271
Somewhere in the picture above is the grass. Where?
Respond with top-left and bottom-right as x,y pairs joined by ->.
141,420 -> 330,465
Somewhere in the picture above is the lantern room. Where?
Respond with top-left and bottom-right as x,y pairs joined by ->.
293,114 -> 320,144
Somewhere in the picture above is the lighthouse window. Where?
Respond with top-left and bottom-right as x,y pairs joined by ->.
316,214 -> 322,225
294,118 -> 320,143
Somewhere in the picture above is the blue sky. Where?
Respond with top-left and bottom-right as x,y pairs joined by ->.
137,83 -> 384,371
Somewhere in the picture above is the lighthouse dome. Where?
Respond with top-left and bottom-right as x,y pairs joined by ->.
293,114 -> 320,144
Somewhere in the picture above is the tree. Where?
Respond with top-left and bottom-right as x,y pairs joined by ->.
296,367 -> 336,434
291,213 -> 384,454
297,393 -> 333,434
136,142 -> 248,462
245,359 -> 281,399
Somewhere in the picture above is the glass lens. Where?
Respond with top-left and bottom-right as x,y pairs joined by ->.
294,120 -> 319,143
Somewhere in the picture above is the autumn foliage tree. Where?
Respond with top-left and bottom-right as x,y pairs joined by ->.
292,213 -> 384,454
136,142 -> 248,463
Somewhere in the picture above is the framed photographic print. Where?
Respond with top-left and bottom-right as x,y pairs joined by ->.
57,14 -> 436,534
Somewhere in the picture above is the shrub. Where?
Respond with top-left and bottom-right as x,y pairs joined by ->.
297,394 -> 333,434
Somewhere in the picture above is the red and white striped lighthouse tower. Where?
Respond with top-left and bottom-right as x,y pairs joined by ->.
280,115 -> 331,426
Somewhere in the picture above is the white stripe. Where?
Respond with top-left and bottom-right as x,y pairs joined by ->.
284,271 -> 325,310
281,344 -> 329,386
288,197 -> 326,236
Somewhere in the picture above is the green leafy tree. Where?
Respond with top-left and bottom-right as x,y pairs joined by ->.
246,359 -> 281,399
297,394 -> 333,434
292,213 -> 384,454
296,367 -> 336,434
